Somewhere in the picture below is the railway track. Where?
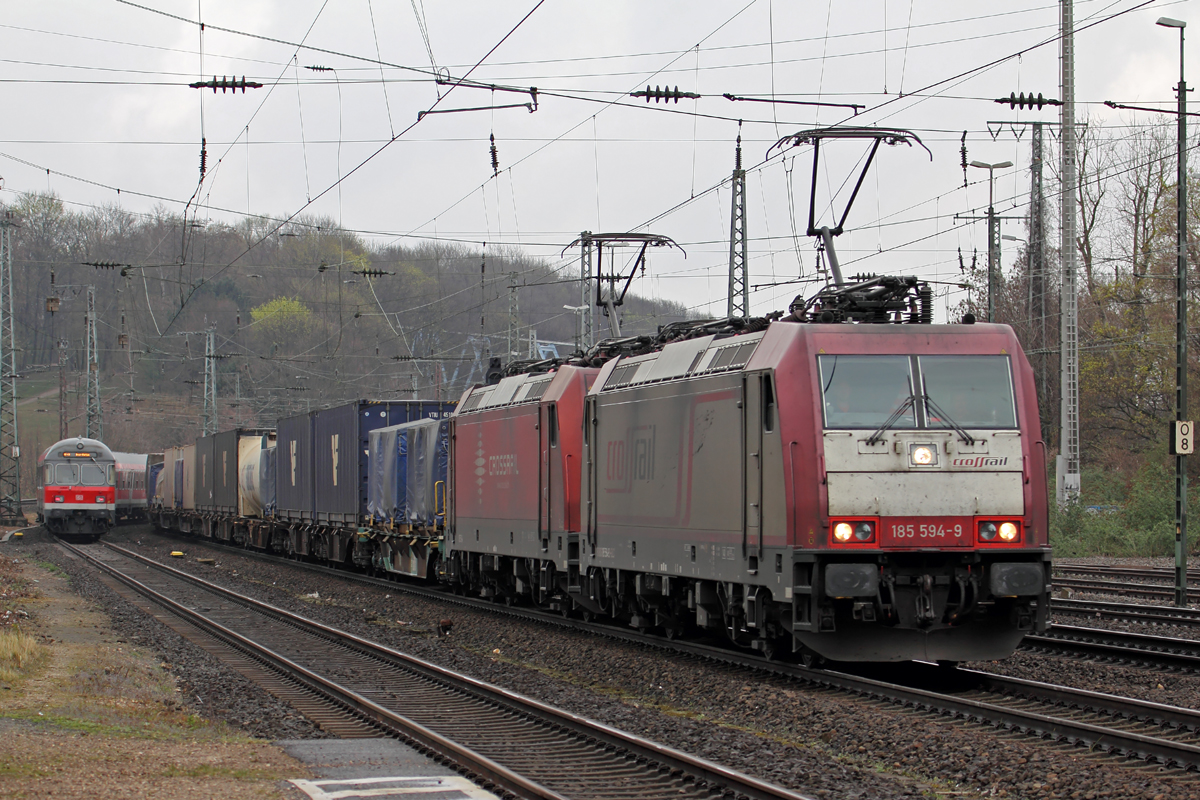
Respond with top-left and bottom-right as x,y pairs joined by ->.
62,539 -> 813,800
1056,564 -> 1200,582
1053,598 -> 1200,628
1052,577 -> 1200,603
1027,625 -> 1200,672
101,532 -> 1200,773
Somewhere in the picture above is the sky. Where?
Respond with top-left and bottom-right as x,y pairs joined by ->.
0,0 -> 1192,325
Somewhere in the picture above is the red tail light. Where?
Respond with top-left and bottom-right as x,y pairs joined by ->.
53,495 -> 64,503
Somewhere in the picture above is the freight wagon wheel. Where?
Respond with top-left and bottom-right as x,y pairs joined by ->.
800,649 -> 824,670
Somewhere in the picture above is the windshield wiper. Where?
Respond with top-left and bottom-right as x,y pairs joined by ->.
866,395 -> 915,446
923,394 -> 975,445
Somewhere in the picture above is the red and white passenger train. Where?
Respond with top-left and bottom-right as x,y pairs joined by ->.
37,437 -> 117,541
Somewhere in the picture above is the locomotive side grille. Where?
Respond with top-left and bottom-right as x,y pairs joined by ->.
519,378 -> 552,402
692,340 -> 759,375
604,364 -> 637,389
459,392 -> 487,413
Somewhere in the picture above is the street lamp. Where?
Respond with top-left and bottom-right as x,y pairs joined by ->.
970,160 -> 1013,322
1157,16 -> 1190,606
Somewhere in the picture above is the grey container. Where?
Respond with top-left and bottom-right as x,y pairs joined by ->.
276,411 -> 315,522
195,434 -> 216,510
313,400 -> 455,526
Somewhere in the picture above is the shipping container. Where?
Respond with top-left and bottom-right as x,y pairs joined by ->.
155,446 -> 185,509
212,428 -> 274,515
235,432 -> 275,517
148,462 -> 164,509
259,443 -> 277,516
181,443 -> 196,510
195,435 -> 215,510
276,411 -> 315,521
313,400 -> 456,525
367,418 -> 449,529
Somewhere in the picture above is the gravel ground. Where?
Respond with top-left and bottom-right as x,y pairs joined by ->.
99,524 -> 1200,800
16,527 -> 328,742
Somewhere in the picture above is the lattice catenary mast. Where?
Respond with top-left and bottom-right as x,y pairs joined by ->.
727,130 -> 749,319
1058,0 -> 1081,503
0,215 -> 22,523
85,286 -> 103,440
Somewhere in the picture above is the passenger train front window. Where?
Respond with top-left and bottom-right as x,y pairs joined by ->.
819,355 -> 915,429
80,463 -> 106,486
55,463 -> 79,484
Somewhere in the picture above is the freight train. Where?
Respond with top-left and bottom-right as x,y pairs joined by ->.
135,289 -> 1051,664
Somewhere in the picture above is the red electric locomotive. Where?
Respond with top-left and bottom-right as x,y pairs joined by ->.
446,294 -> 1051,664
37,437 -> 117,541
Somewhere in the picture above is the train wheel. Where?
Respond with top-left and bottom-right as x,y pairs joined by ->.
800,648 -> 823,669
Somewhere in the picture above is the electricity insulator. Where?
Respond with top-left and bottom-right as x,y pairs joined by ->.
630,85 -> 700,103
189,76 -> 264,93
489,133 -> 500,176
994,92 -> 1062,110
199,137 -> 208,178
960,131 -> 968,188
354,268 -> 393,278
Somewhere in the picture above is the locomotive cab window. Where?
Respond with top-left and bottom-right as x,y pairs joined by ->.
55,463 -> 80,485
81,463 -> 107,486
548,404 -> 559,447
819,355 -> 916,429
919,356 -> 1017,429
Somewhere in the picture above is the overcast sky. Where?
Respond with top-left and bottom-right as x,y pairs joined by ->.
1,0 -> 1191,324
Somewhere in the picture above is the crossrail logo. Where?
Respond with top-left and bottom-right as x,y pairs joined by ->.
951,456 -> 1008,468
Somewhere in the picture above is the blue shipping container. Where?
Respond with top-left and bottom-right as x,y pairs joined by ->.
367,418 -> 449,528
148,462 -> 164,508
313,400 -> 455,525
276,411 -> 316,521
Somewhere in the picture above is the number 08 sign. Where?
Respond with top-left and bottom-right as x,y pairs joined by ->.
1171,421 -> 1195,455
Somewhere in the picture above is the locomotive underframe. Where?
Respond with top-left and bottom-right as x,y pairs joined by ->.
41,507 -> 114,540
149,505 -> 1048,662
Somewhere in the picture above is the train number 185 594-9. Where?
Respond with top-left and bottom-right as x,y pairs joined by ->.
880,516 -> 973,547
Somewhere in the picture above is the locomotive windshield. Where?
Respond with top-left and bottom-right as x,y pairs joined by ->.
820,354 -> 1016,430
55,464 -> 79,485
919,356 -> 1016,429
80,463 -> 108,485
820,356 -> 916,429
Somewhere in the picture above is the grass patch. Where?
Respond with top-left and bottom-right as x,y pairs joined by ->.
0,627 -> 47,683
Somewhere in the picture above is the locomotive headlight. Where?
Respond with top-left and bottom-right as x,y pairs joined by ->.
978,521 -> 998,541
854,522 -> 874,541
53,495 -> 63,503
999,521 -> 1019,542
908,444 -> 937,467
95,496 -> 105,503
834,522 -> 854,542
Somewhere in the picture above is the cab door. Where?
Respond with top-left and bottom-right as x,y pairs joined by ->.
742,373 -> 765,563
538,402 -> 555,553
